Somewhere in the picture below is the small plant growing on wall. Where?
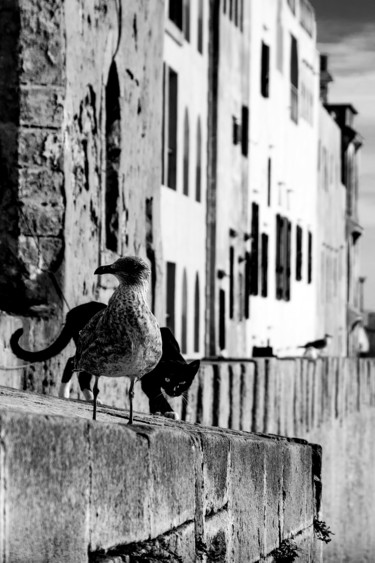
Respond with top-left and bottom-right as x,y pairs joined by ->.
314,518 -> 334,543
272,539 -> 300,562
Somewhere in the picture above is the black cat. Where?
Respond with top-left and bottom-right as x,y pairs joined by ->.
10,302 -> 200,418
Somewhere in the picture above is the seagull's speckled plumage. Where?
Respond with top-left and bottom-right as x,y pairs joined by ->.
75,256 -> 162,383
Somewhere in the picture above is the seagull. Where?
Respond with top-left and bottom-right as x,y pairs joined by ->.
74,256 -> 162,423
298,333 -> 332,357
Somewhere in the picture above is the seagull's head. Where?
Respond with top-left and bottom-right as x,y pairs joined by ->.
94,256 -> 150,285
325,334 -> 333,340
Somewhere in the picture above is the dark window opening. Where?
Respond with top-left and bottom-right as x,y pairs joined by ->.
161,63 -> 166,184
290,34 -> 299,123
197,0 -> 203,53
183,109 -> 190,196
219,289 -> 226,350
241,106 -> 249,156
169,0 -> 183,30
234,0 -> 238,26
223,0 -> 227,14
229,246 -> 235,319
276,214 -> 292,300
233,116 -> 241,145
105,62 -> 121,252
194,274 -> 200,352
196,117 -> 202,201
261,42 -> 270,98
244,251 -> 251,318
285,220 -> 291,301
166,262 -> 176,332
267,158 -> 272,206
238,272 -> 244,320
250,203 -> 259,295
261,233 -> 269,297
162,66 -> 178,190
183,0 -> 190,40
308,231 -> 313,283
181,269 -> 188,353
296,225 -> 303,281
229,0 -> 233,21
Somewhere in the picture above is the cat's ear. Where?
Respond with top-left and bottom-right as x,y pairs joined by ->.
188,360 -> 200,376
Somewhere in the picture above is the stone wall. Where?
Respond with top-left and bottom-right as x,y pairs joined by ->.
0,386 -> 321,562
0,0 -> 164,394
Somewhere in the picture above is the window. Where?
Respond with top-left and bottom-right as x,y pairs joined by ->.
162,66 -> 178,190
197,0 -> 203,53
169,0 -> 183,30
267,158 -> 272,206
290,35 -> 299,123
194,274 -> 200,352
244,251 -> 251,318
241,106 -> 249,156
261,42 -> 270,98
250,203 -> 259,295
183,109 -> 190,196
219,289 -> 226,351
233,117 -> 240,145
239,0 -> 244,31
196,117 -> 202,201
276,215 -> 291,300
296,225 -> 303,281
166,262 -> 176,332
223,0 -> 227,14
261,233 -> 269,297
234,0 -> 238,26
105,62 -> 121,252
229,0 -> 233,21
308,231 -> 313,283
183,0 -> 190,41
229,246 -> 235,318
181,269 -> 188,353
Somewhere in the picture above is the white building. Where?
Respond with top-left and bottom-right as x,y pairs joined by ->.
161,0 -> 208,357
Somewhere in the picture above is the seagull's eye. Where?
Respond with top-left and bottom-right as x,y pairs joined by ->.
164,377 -> 170,383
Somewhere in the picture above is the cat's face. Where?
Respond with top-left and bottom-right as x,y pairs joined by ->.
161,360 -> 200,397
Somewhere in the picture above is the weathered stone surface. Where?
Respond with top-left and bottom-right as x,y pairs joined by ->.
0,409 -> 89,563
283,443 -> 314,537
0,386 -> 320,563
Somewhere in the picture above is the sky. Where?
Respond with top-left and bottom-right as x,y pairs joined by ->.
310,0 -> 375,309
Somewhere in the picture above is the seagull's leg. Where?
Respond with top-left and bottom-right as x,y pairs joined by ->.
93,375 -> 99,421
128,378 -> 135,425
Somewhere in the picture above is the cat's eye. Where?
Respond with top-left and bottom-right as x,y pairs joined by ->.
164,377 -> 170,383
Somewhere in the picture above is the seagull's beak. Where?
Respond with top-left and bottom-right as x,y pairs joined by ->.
94,264 -> 114,275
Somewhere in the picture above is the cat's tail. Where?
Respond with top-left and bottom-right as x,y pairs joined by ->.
10,323 -> 74,362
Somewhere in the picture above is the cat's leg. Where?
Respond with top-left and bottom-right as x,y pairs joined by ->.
58,356 -> 75,398
78,371 -> 102,404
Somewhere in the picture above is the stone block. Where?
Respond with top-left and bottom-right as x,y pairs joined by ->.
204,511 -> 230,563
184,366 -> 200,423
20,85 -> 64,128
216,363 -> 230,429
264,359 -> 277,434
240,362 -> 255,432
283,443 -> 313,537
0,410 -> 89,563
229,363 -> 241,430
253,360 -> 266,433
230,436 -> 266,561
18,129 -> 63,170
148,426 -> 196,537
199,363 -> 215,427
89,422 -> 151,550
201,431 -> 230,515
264,442 -> 285,554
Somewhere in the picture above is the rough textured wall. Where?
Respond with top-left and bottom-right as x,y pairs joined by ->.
0,0 -> 66,316
0,0 -> 164,396
164,357 -> 374,563
0,387 -> 322,563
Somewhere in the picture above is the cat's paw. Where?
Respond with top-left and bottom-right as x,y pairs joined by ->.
162,411 -> 180,420
82,389 -> 102,405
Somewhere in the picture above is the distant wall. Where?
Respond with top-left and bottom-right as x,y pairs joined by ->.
0,387 -> 321,562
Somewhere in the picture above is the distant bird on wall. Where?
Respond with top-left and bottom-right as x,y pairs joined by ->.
74,256 -> 162,423
298,334 -> 333,358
